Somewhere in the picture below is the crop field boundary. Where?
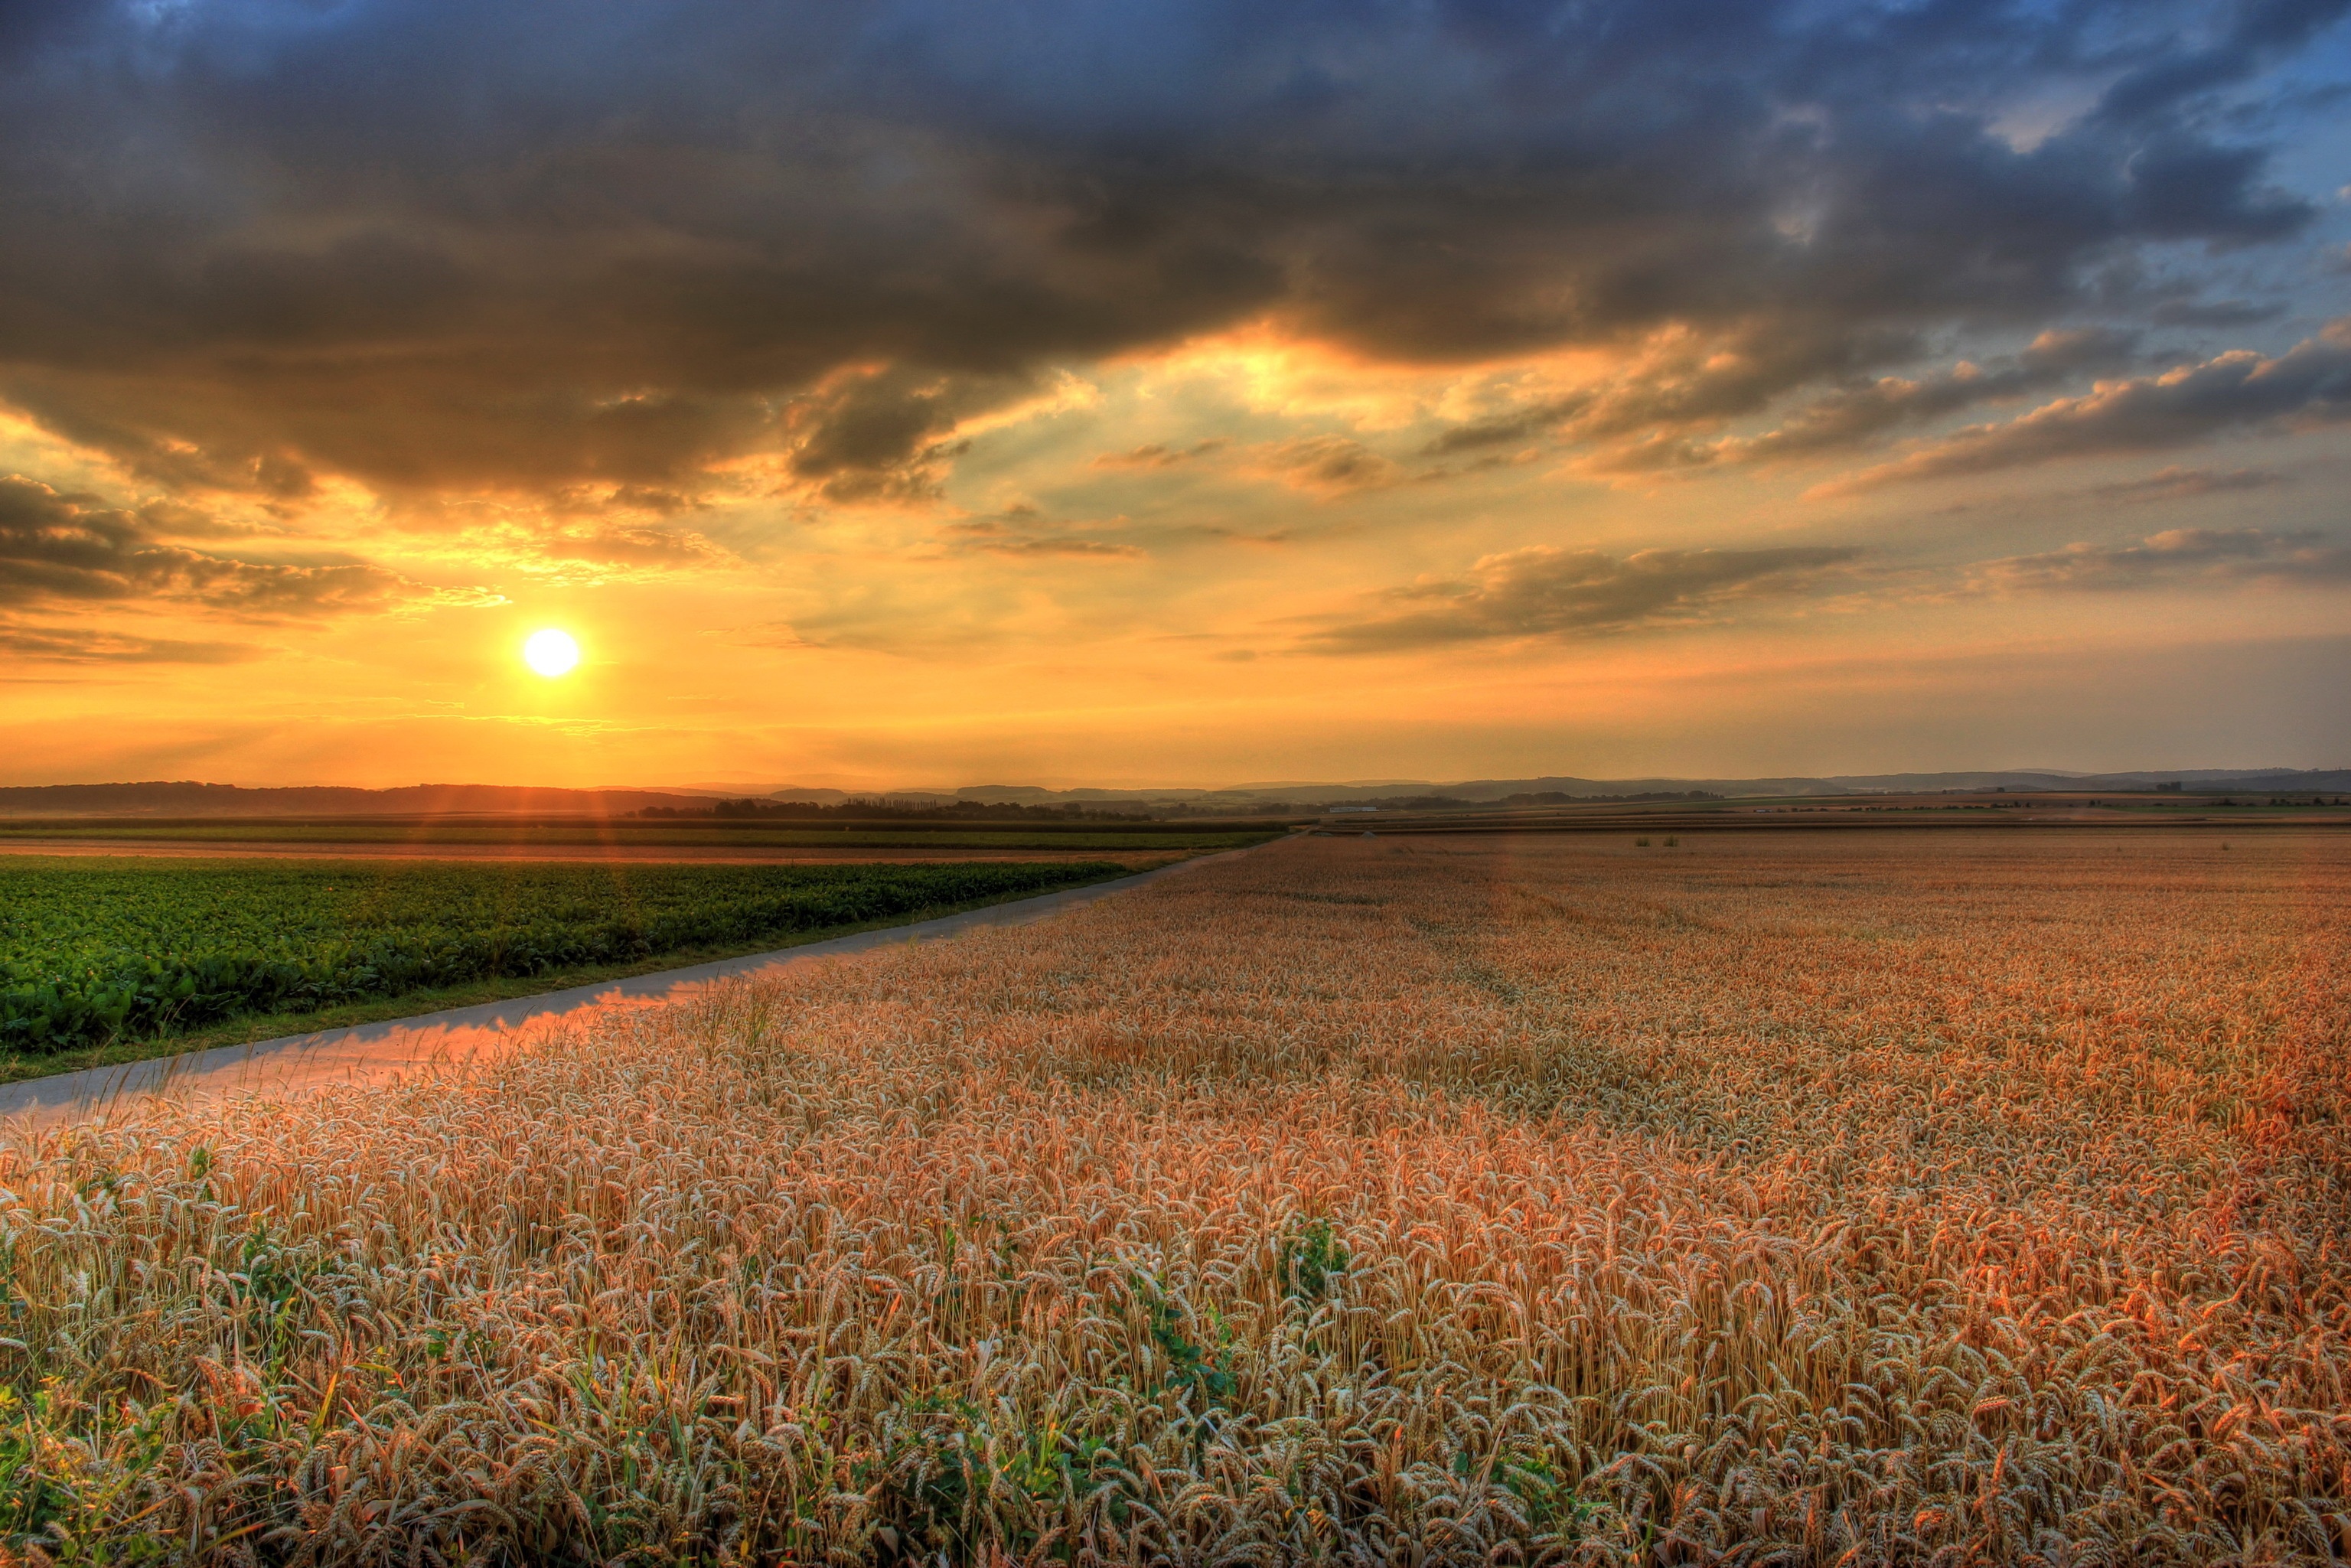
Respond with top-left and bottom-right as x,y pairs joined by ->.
0,839 -> 1276,1129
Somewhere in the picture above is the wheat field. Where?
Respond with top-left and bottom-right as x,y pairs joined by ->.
5,831 -> 2346,1565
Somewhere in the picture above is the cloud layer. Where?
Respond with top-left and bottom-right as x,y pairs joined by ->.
4,1 -> 2351,777
2,0 -> 2342,503
1972,526 -> 2351,592
1821,321 -> 2351,492
1310,518 -> 2351,655
1312,544 -> 1864,652
0,476 -> 421,617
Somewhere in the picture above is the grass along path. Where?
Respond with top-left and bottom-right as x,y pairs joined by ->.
0,846 -> 1270,1126
0,888 -> 1044,1087
0,851 -> 1137,1086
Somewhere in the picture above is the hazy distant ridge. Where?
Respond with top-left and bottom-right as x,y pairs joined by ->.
5,768 -> 2345,818
770,768 -> 2351,807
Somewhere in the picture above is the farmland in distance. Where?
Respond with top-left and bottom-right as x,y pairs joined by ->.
5,828 -> 2346,1562
0,814 -> 1285,856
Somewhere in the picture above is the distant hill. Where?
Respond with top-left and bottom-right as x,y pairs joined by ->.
2072,768 -> 2351,792
777,768 -> 2351,807
8,766 -> 2344,820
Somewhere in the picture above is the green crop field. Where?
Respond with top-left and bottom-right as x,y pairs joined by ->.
0,856 -> 1124,1058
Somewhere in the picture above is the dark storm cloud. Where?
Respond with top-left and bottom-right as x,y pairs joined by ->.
1309,544 -> 1863,652
1823,319 -> 2351,491
781,367 -> 1029,503
1584,327 -> 2145,473
0,1 -> 2342,500
1745,329 -> 2140,454
1423,397 -> 1593,457
2089,465 -> 2284,502
0,474 -> 426,617
1971,526 -> 2351,591
940,506 -> 1143,559
1094,432 -> 1412,494
1244,436 -> 1408,496
0,624 -> 262,666
539,526 -> 727,569
2091,0 -> 2351,126
1094,440 -> 1230,470
2148,298 -> 2284,328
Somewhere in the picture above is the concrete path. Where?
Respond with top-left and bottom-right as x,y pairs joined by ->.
1,843 -> 1268,1131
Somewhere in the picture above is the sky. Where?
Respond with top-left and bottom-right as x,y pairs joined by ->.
2,0 -> 2349,790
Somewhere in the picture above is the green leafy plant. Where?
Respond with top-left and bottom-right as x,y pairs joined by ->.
1136,1276 -> 1235,1403
1277,1218 -> 1350,1302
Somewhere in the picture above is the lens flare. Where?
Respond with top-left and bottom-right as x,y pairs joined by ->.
522,628 -> 580,677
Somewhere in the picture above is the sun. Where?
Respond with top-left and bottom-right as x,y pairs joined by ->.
522,628 -> 581,677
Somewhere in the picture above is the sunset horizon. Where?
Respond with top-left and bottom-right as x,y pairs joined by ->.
5,2 -> 2349,787
5,8 -> 2349,1554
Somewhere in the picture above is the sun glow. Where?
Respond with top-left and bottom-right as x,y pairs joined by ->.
522,628 -> 581,677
